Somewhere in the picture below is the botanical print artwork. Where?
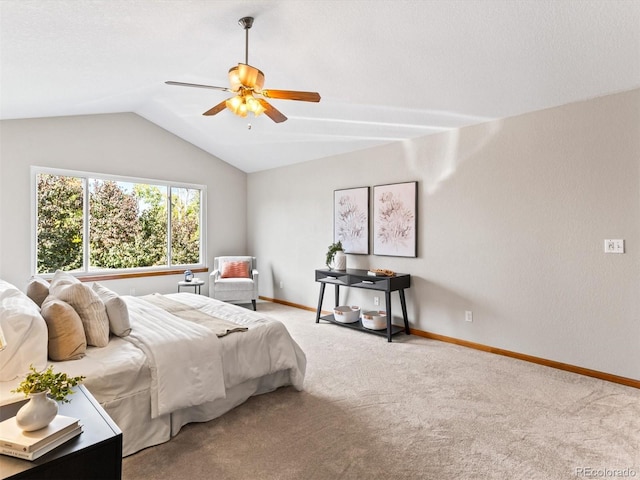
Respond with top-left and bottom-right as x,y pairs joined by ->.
334,187 -> 369,254
373,182 -> 417,257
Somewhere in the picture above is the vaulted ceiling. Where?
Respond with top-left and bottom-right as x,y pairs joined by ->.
1,0 -> 639,172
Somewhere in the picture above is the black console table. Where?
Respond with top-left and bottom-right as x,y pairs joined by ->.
315,268 -> 411,342
0,385 -> 122,480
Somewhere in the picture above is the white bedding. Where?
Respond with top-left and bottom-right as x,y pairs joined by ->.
0,280 -> 307,456
51,293 -> 306,456
1,315 -> 149,409
163,293 -> 305,391
123,296 -> 226,418
51,337 -> 149,401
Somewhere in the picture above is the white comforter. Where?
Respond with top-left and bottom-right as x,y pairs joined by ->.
164,293 -> 306,391
121,294 -> 306,420
124,296 -> 227,418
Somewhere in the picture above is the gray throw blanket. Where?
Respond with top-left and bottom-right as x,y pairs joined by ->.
141,293 -> 248,337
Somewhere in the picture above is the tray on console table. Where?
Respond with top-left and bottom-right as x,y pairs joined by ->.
314,268 -> 411,342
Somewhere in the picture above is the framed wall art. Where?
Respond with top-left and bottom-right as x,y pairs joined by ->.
334,186 -> 369,254
373,181 -> 417,257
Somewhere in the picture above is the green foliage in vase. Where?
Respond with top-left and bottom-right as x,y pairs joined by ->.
325,241 -> 344,267
12,365 -> 86,403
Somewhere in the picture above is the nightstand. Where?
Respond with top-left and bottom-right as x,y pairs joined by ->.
0,385 -> 122,480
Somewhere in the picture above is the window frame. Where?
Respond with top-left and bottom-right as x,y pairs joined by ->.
31,166 -> 207,279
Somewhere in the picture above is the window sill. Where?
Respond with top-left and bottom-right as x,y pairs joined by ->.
76,267 -> 209,283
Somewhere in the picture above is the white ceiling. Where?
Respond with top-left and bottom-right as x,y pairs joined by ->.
1,0 -> 639,173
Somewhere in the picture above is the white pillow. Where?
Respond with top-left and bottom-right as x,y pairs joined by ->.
0,280 -> 48,381
92,283 -> 131,337
50,282 -> 110,347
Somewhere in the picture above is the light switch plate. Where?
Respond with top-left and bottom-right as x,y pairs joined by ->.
604,239 -> 624,254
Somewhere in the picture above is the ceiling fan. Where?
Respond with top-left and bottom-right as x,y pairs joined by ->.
165,16 -> 321,123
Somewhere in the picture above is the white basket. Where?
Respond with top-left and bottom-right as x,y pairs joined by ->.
333,306 -> 360,323
362,311 -> 387,330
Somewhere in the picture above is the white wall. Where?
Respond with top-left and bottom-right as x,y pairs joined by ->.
248,88 -> 640,380
0,113 -> 247,295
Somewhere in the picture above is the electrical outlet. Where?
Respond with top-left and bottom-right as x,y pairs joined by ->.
465,311 -> 473,322
279,281 -> 284,289
129,288 -> 136,296
604,239 -> 624,254
373,296 -> 380,306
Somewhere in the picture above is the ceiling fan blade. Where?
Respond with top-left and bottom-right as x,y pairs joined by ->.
166,81 -> 232,92
237,64 -> 265,90
202,99 -> 229,116
258,98 -> 287,123
261,89 -> 321,102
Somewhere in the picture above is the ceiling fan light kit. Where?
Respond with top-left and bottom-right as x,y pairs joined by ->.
166,16 -> 320,123
226,90 -> 265,117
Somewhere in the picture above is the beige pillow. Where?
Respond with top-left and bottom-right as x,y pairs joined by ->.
40,296 -> 87,361
92,282 -> 131,337
26,277 -> 50,307
50,282 -> 109,347
49,270 -> 80,290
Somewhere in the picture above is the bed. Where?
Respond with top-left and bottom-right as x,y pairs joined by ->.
0,279 -> 306,457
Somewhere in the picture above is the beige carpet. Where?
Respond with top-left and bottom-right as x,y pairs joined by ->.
123,302 -> 639,480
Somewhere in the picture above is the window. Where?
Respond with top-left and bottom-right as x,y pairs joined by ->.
34,168 -> 205,276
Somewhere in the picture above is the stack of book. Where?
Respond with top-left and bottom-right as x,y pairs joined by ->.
0,414 -> 82,461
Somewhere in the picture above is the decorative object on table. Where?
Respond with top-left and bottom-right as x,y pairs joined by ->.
333,306 -> 361,324
362,311 -> 387,330
325,241 -> 346,270
184,269 -> 193,282
373,181 -> 417,257
367,268 -> 396,277
12,365 -> 85,431
0,414 -> 81,460
334,186 -> 369,254
0,426 -> 82,461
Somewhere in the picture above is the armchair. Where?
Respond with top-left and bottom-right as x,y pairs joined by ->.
209,256 -> 259,310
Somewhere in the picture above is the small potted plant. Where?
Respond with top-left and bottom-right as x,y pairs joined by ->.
326,241 -> 346,270
12,365 -> 85,431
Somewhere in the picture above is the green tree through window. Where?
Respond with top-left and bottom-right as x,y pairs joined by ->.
36,174 -> 84,273
171,187 -> 201,265
35,171 -> 203,274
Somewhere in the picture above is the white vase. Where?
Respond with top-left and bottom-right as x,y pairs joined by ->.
15,391 -> 59,431
332,250 -> 347,271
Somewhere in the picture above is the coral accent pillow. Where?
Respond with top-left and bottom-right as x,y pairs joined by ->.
40,296 -> 87,361
50,282 -> 110,347
26,277 -> 50,307
220,261 -> 250,278
92,282 -> 131,337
